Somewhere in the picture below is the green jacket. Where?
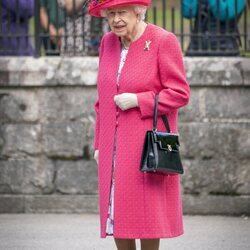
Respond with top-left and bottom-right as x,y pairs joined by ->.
40,0 -> 64,28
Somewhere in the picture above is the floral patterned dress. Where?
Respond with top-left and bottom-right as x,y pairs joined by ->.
57,0 -> 108,56
106,46 -> 129,235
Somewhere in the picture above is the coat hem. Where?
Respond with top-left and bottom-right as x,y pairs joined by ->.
101,230 -> 184,239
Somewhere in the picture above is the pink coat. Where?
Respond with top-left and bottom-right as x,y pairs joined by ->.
94,23 -> 190,239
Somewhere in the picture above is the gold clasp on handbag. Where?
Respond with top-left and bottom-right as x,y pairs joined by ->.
167,144 -> 172,152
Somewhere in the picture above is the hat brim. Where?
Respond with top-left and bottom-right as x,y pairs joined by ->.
88,1 -> 150,17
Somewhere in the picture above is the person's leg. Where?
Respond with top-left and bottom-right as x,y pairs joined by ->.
114,238 -> 136,250
140,239 -> 160,250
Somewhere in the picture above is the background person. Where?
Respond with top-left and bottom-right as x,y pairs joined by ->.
89,0 -> 190,249
57,0 -> 108,56
0,0 -> 35,56
40,0 -> 65,55
182,0 -> 248,56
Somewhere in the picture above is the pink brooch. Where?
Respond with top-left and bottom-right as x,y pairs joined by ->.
144,40 -> 152,51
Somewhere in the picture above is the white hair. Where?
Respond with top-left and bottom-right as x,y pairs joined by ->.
100,5 -> 147,21
134,5 -> 147,21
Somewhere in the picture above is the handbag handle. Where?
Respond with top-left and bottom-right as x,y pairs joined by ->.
153,95 -> 171,133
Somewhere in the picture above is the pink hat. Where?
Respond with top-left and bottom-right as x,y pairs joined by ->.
88,0 -> 151,17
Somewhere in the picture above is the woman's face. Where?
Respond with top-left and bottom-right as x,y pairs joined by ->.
106,6 -> 138,40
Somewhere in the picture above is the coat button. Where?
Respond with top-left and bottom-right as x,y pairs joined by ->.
116,121 -> 119,126
116,111 -> 119,117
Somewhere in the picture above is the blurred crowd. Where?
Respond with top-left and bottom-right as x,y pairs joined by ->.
0,0 -> 108,56
0,0 -> 249,56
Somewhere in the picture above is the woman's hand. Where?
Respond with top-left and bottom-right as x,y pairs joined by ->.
94,150 -> 99,164
114,93 -> 138,111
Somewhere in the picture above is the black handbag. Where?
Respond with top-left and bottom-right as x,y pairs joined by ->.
140,95 -> 184,175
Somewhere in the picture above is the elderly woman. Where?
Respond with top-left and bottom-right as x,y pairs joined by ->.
89,1 -> 190,249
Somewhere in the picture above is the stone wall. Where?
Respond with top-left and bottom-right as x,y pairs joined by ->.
0,57 -> 249,215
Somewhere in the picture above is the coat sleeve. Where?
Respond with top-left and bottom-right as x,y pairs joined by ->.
94,100 -> 100,150
93,35 -> 105,150
2,0 -> 34,18
136,32 -> 190,119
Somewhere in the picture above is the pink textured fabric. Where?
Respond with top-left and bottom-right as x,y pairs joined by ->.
94,23 -> 190,239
